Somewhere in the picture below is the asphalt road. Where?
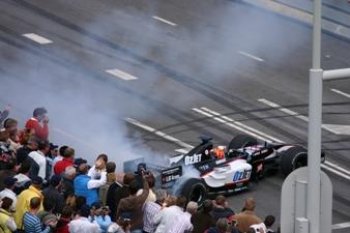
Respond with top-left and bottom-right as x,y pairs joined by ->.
1,0 -> 350,232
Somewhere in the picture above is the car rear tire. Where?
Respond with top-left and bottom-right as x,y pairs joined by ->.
228,134 -> 258,150
179,178 -> 207,205
280,146 -> 307,176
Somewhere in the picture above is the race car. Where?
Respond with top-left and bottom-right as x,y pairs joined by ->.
123,134 -> 325,204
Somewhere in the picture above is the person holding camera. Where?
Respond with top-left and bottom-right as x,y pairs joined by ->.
116,170 -> 150,233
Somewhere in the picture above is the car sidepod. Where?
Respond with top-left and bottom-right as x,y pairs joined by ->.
201,159 -> 252,192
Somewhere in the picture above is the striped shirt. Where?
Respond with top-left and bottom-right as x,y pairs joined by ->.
143,201 -> 162,233
23,212 -> 50,233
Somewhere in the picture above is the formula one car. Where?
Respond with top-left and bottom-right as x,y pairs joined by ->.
124,134 -> 325,204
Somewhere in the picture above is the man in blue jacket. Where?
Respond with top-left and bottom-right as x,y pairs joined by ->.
74,163 -> 106,206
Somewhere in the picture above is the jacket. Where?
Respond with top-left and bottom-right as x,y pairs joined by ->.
234,210 -> 262,233
74,174 -> 98,205
0,208 -> 17,233
25,117 -> 49,140
116,178 -> 149,230
14,185 -> 43,229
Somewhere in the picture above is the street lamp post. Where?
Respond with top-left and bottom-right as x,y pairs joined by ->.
307,0 -> 323,232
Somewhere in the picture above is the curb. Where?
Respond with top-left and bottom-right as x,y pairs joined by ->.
242,0 -> 350,40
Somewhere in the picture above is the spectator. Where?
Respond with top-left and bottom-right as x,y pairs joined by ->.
23,197 -> 53,233
14,176 -> 44,230
52,145 -> 68,172
211,195 -> 235,222
14,159 -> 32,194
206,218 -> 238,233
42,174 -> 65,214
68,204 -> 100,233
29,140 -> 50,180
37,198 -> 59,229
25,107 -> 49,141
191,199 -> 216,233
136,173 -> 156,203
0,197 -> 17,232
153,196 -> 187,233
3,118 -> 21,151
143,189 -> 167,233
16,136 -> 39,174
264,215 -> 276,233
74,196 -> 87,212
0,176 -> 18,212
0,158 -> 17,191
88,153 -> 108,180
107,173 -> 135,222
74,163 -> 106,205
168,201 -> 198,233
116,173 -> 150,233
54,147 -> 75,175
94,205 -> 112,233
37,198 -> 55,221
54,205 -> 73,233
62,166 -> 76,199
100,161 -> 117,205
46,143 -> 58,178
234,198 -> 263,233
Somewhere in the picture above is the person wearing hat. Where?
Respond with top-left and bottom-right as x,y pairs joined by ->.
234,198 -> 263,233
14,176 -> 44,230
0,197 -> 17,233
0,176 -> 17,212
68,204 -> 100,233
42,174 -> 64,214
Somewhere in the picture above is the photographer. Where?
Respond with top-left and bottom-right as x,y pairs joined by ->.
116,169 -> 150,233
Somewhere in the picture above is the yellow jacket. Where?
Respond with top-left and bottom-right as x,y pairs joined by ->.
0,208 -> 16,233
14,185 -> 43,230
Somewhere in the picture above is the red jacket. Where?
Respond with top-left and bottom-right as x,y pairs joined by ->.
54,217 -> 70,233
54,158 -> 73,175
25,117 -> 49,140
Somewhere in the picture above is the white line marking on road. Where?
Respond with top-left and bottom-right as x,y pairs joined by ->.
200,107 -> 284,143
126,115 -> 350,181
331,88 -> 350,99
125,118 -> 192,149
325,161 -> 350,176
258,98 -> 309,121
321,164 -> 350,181
22,33 -> 53,44
192,107 -> 275,143
152,16 -> 177,26
332,222 -> 350,230
257,98 -> 350,180
257,98 -> 349,134
238,51 -> 264,62
105,69 -> 138,81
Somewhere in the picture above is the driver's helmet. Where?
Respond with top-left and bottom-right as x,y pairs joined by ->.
211,146 -> 226,159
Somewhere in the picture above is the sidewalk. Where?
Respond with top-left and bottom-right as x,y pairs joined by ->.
242,0 -> 350,40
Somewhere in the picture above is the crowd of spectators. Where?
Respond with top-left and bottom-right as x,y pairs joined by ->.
0,106 -> 279,233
